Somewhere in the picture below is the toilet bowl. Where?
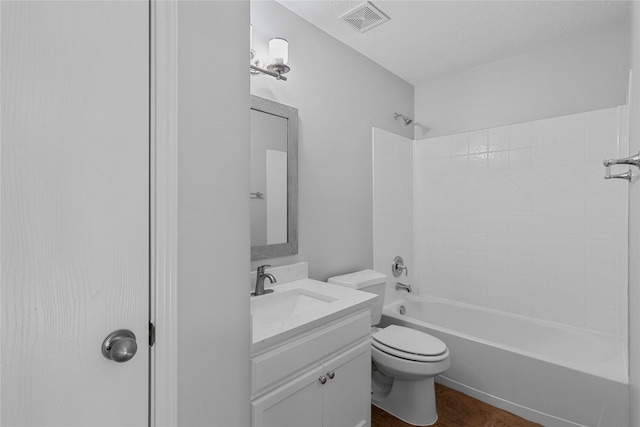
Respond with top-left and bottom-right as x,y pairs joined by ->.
328,270 -> 450,426
370,325 -> 450,426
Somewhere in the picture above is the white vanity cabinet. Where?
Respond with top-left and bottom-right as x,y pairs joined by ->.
251,310 -> 372,427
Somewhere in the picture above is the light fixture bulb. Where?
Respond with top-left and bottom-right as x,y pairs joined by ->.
249,32 -> 290,81
268,38 -> 288,65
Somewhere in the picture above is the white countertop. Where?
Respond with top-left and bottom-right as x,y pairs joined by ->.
251,278 -> 377,353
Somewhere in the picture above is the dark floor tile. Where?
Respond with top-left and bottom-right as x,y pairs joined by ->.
435,384 -> 494,427
371,384 -> 540,427
372,404 -> 460,427
432,416 -> 465,427
371,405 -> 413,427
485,408 -> 542,427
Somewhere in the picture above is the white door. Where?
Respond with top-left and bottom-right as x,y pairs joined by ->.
1,2 -> 149,426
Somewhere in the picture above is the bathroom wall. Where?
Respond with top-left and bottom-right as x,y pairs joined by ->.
414,27 -> 629,139
177,2 -> 251,426
627,3 -> 640,425
372,128 -> 414,303
250,0 -> 414,281
415,108 -> 628,337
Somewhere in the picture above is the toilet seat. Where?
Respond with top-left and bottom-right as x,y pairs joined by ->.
372,325 -> 448,362
372,342 -> 449,363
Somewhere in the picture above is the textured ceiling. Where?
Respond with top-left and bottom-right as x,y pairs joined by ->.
276,0 -> 630,86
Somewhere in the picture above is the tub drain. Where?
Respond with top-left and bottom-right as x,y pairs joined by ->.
399,305 -> 406,315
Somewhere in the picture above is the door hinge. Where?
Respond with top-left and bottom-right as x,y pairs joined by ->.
149,322 -> 156,347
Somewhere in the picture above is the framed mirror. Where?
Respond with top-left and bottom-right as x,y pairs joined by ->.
250,95 -> 298,260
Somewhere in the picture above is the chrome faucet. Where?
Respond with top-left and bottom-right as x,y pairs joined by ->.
603,152 -> 640,168
395,282 -> 412,293
252,265 -> 276,296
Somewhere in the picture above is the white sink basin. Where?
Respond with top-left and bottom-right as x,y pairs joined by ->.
251,288 -> 337,324
250,278 -> 378,350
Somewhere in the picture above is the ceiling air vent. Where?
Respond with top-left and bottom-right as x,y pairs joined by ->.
339,2 -> 390,33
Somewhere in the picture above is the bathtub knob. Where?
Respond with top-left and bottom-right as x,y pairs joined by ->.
327,371 -> 335,379
392,256 -> 408,278
318,376 -> 327,385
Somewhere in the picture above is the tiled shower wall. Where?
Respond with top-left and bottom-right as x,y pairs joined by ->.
415,107 -> 628,336
373,128 -> 414,302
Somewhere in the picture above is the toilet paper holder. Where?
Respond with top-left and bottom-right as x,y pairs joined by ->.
604,165 -> 632,182
603,152 -> 639,182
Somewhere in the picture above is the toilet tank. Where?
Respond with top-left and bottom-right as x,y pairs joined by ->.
328,270 -> 386,325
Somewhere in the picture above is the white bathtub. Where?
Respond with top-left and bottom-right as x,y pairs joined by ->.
379,296 -> 629,427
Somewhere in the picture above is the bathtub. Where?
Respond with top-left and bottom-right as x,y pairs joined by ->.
379,296 -> 629,427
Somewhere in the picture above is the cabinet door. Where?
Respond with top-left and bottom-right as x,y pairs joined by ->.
252,366 -> 324,427
322,340 -> 371,427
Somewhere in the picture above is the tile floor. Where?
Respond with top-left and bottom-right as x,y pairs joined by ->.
371,383 -> 542,427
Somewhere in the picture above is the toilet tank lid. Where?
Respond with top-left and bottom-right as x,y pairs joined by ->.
327,269 -> 386,289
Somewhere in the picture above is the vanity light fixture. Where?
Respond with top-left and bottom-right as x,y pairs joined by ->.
250,25 -> 290,81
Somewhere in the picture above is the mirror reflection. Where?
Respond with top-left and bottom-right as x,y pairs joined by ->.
250,109 -> 288,246
250,95 -> 298,260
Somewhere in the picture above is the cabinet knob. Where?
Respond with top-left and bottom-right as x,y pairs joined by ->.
318,376 -> 327,384
327,371 -> 335,379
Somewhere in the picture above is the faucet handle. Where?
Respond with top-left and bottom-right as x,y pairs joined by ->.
257,264 -> 271,275
391,256 -> 408,278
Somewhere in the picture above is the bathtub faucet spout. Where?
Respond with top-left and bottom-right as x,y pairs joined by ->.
395,282 -> 412,293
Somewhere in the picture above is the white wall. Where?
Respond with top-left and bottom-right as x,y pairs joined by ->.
415,28 -> 629,139
627,3 -> 640,425
177,2 -> 251,426
250,0 -> 414,281
415,108 -> 628,337
372,128 -> 414,305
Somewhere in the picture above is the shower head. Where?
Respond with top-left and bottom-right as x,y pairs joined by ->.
394,113 -> 413,126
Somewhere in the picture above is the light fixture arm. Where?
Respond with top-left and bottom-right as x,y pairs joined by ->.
250,64 -> 288,81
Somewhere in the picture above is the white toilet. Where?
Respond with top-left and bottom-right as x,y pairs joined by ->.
328,270 -> 450,427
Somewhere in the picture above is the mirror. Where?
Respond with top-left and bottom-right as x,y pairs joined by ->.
250,95 -> 298,260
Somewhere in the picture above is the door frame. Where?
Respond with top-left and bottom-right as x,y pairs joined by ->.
150,0 -> 179,426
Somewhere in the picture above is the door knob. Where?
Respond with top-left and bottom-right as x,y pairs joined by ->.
102,329 -> 137,363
